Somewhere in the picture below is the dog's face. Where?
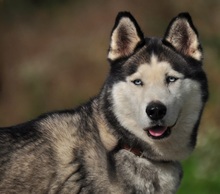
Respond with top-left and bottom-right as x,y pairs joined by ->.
106,12 -> 208,161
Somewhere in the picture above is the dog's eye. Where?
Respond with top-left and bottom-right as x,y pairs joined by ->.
166,76 -> 178,84
132,79 -> 143,86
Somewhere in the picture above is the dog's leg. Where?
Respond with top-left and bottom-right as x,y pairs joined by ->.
114,150 -> 182,194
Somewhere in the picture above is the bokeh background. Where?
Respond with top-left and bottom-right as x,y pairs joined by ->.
0,0 -> 219,193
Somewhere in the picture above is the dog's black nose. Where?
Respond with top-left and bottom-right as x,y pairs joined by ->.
146,102 -> 167,120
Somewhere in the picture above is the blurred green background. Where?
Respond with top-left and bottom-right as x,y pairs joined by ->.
0,0 -> 219,193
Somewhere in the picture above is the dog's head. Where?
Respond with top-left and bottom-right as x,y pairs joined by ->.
104,12 -> 208,161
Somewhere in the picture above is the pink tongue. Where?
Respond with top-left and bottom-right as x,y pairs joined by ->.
148,127 -> 167,137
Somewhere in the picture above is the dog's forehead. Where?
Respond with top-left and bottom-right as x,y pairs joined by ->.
128,55 -> 184,80
124,39 -> 189,76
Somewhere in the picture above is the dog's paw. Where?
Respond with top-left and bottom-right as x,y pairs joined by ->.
114,149 -> 159,194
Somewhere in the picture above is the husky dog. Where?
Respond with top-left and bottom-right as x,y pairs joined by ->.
0,12 -> 208,194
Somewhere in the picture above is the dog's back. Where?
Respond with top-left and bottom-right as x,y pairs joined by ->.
0,100 -> 125,193
0,120 -> 56,193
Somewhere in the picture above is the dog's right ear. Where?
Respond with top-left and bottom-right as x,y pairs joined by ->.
108,12 -> 144,61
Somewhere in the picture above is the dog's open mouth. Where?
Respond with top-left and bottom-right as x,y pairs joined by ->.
146,126 -> 171,139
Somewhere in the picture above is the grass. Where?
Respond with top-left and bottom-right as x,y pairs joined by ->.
179,155 -> 220,194
178,126 -> 220,194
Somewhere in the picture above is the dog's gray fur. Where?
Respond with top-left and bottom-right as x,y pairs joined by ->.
0,12 -> 208,194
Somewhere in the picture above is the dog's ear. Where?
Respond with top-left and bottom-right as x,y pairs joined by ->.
108,12 -> 144,61
163,13 -> 202,61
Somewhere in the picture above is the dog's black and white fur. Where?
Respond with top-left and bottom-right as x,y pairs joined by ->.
0,12 -> 208,193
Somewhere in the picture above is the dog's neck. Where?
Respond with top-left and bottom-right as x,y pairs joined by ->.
92,98 -> 143,157
92,98 -> 119,151
92,98 -> 144,156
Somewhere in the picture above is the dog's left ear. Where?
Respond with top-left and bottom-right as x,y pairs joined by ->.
108,12 -> 144,61
163,13 -> 202,61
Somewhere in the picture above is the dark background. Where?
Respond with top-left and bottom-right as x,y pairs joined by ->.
0,1 -> 219,193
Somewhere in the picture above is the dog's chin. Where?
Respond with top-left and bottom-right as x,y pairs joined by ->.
145,126 -> 171,140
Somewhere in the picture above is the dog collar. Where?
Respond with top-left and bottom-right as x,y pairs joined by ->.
122,144 -> 143,157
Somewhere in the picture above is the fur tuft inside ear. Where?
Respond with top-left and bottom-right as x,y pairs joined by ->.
163,12 -> 202,61
108,12 -> 144,61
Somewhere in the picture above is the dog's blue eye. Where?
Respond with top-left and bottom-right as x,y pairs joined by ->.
132,79 -> 143,86
166,76 -> 178,84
